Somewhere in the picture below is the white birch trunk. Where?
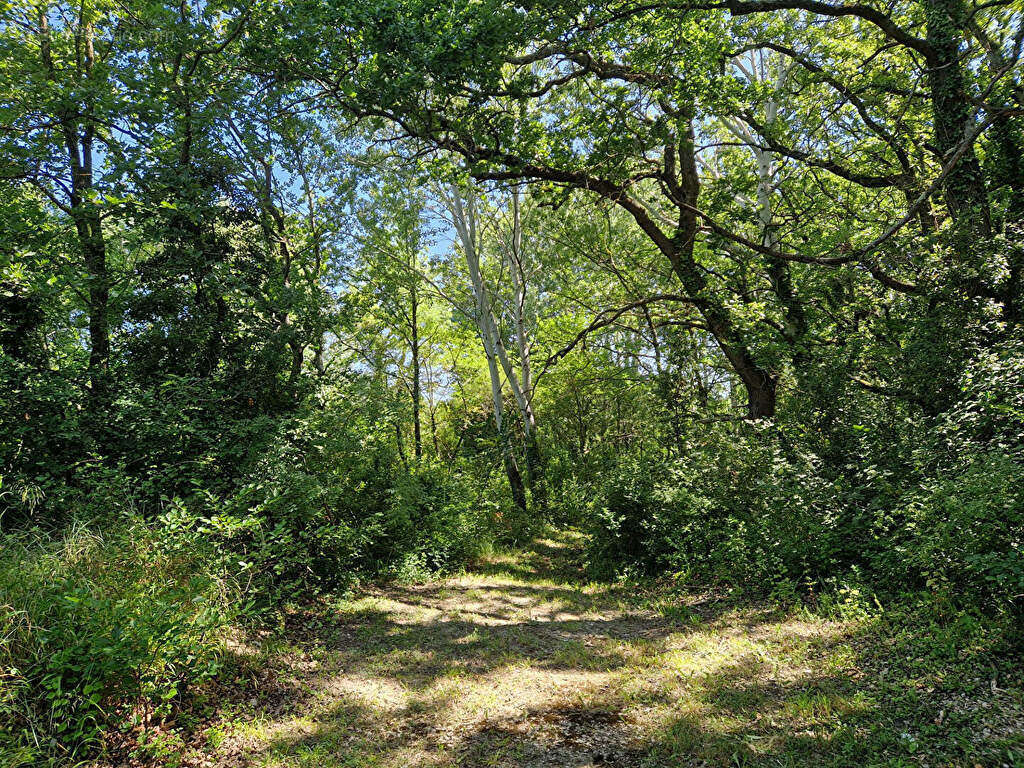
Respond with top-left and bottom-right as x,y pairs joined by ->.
446,184 -> 536,440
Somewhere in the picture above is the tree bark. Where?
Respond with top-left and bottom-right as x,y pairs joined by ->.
672,113 -> 778,418
449,188 -> 528,513
410,281 -> 423,459
507,188 -> 544,505
921,0 -> 991,237
39,13 -> 111,410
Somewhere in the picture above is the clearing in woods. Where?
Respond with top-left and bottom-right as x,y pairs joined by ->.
173,534 -> 1022,768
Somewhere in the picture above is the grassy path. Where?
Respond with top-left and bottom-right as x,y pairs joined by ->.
177,534 -> 1023,768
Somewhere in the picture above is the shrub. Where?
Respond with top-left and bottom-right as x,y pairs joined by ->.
586,335 -> 1024,609
889,335 -> 1024,606
387,462 -> 492,571
0,521 -> 231,763
585,426 -> 843,589
167,388 -> 498,611
898,451 -> 1023,602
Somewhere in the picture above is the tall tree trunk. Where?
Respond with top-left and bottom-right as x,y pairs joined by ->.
972,22 -> 1024,326
750,53 -> 809,374
482,277 -> 527,514
256,156 -> 308,397
39,13 -> 111,411
314,343 -> 327,376
428,389 -> 440,455
672,113 -> 778,418
508,188 -> 545,506
288,339 -> 304,386
79,204 -> 110,406
449,189 -> 527,513
504,452 -> 528,515
298,161 -> 331,374
921,0 -> 991,237
410,282 -> 422,459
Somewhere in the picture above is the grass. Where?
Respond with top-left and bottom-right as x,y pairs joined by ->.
95,532 -> 1024,768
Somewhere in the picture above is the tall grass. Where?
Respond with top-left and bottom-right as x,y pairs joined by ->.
0,519 -> 233,765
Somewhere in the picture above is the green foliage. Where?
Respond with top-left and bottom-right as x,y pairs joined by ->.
0,521 -> 231,763
900,451 -> 1023,599
0,381 -> 502,761
892,335 -> 1024,605
586,334 -> 1024,610
154,383 -> 497,613
2,0 -> 1023,761
585,427 -> 832,587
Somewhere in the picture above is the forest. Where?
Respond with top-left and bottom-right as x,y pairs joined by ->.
1,0 -> 1022,765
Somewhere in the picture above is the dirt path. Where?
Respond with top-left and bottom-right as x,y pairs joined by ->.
183,535 -> 1021,768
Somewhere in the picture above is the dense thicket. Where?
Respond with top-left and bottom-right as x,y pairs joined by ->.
1,0 -> 1022,761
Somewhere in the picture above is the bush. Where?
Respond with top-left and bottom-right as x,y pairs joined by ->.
0,521 -> 231,764
0,381 -> 504,763
898,451 -> 1023,602
890,335 -> 1024,606
585,425 -> 842,588
387,462 -> 493,571
586,334 -> 1024,610
164,387 -> 498,611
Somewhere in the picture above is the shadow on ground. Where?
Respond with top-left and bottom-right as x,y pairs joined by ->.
193,533 -> 1024,768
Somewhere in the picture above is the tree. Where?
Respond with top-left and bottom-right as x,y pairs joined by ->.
353,172 -> 435,460
1,1 -> 128,417
285,0 -> 1021,417
440,181 -> 530,510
